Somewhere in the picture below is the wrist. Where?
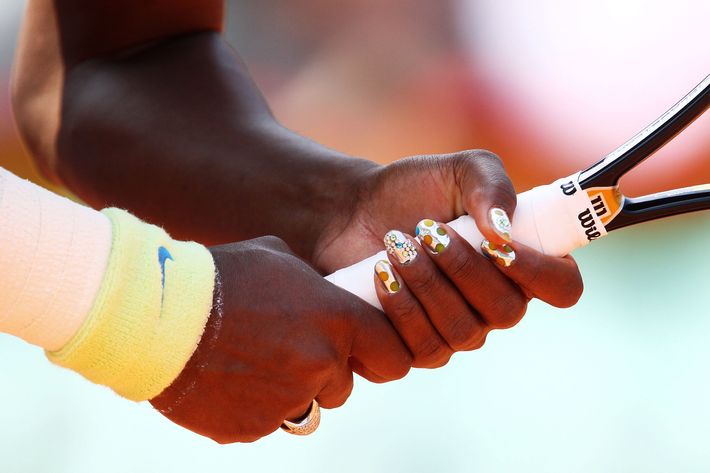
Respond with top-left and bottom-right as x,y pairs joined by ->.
310,155 -> 384,271
310,152 -> 382,268
254,120 -> 382,263
47,209 -> 215,401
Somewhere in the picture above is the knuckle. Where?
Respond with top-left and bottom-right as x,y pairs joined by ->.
489,178 -> 517,202
446,251 -> 478,283
413,340 -> 453,368
387,296 -> 422,325
477,177 -> 516,211
405,269 -> 439,299
444,313 -> 482,351
467,150 -> 515,197
365,348 -> 412,383
455,148 -> 502,166
463,329 -> 489,351
486,293 -> 529,329
413,337 -> 447,361
471,148 -> 503,165
419,338 -> 448,359
256,235 -> 290,252
319,380 -> 354,409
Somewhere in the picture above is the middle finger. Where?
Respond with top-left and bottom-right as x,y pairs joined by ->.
415,219 -> 529,330
384,230 -> 488,351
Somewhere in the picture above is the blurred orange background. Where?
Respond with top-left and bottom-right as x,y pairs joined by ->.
1,2 -> 709,473
226,0 -> 709,195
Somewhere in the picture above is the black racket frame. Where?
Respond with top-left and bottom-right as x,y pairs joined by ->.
577,75 -> 710,232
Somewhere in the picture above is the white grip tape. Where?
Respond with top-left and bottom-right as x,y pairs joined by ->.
325,173 -> 607,309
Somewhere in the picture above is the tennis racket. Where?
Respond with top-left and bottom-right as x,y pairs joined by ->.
326,75 -> 710,309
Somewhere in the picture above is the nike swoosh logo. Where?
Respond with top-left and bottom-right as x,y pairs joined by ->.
158,246 -> 173,289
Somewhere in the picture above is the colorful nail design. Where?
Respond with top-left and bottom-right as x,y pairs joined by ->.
481,239 -> 516,267
415,219 -> 450,254
374,260 -> 400,294
489,208 -> 512,243
384,230 -> 418,264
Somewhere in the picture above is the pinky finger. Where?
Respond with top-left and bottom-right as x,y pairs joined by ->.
483,241 -> 584,308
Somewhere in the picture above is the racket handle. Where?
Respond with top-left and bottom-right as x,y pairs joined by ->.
325,173 -> 606,309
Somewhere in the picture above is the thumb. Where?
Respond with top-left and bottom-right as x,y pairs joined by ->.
454,149 -> 517,246
342,297 -> 412,383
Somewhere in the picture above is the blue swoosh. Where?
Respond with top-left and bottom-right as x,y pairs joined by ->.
158,246 -> 173,289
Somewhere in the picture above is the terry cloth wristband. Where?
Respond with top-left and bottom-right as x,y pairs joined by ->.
47,208 -> 216,401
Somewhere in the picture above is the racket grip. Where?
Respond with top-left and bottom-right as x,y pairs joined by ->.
325,174 -> 603,309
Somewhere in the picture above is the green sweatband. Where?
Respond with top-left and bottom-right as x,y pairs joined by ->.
47,208 -> 215,401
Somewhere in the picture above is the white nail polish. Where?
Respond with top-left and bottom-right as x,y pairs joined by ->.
384,230 -> 418,264
489,208 -> 512,243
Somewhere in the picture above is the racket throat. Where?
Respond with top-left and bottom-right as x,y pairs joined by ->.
584,186 -> 624,227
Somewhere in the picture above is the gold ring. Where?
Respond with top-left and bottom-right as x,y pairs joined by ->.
280,400 -> 321,436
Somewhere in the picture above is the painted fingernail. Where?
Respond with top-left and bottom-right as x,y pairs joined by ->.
415,219 -> 450,254
481,239 -> 516,268
489,208 -> 512,243
384,230 -> 418,264
375,260 -> 400,294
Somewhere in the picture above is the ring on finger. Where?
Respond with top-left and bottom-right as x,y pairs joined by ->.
281,400 -> 321,436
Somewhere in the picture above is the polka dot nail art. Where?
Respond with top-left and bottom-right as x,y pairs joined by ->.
415,219 -> 450,254
481,239 -> 516,267
374,260 -> 400,294
489,208 -> 512,243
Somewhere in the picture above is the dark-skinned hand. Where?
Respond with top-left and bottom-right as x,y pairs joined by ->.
314,150 -> 584,368
150,236 -> 411,444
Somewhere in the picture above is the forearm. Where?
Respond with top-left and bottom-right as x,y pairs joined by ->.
58,33 -> 376,255
0,166 -> 216,400
15,25 -> 377,261
0,167 -> 112,351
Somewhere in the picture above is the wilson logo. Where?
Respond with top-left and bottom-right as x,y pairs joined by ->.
585,186 -> 623,226
560,181 -> 577,196
577,209 -> 602,241
590,195 -> 607,218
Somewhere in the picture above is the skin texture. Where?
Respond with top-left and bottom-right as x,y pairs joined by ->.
151,237 -> 411,444
375,227 -> 582,368
12,0 -> 584,442
315,149 -> 520,272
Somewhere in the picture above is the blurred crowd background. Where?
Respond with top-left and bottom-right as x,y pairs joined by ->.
1,1 -> 709,472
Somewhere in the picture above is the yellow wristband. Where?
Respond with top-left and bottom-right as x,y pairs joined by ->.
47,208 -> 215,401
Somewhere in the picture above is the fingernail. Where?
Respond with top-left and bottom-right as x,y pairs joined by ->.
415,219 -> 450,254
489,208 -> 512,243
481,239 -> 516,267
375,260 -> 400,294
384,230 -> 418,264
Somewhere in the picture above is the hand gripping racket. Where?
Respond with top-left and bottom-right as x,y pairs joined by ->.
326,75 -> 710,309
